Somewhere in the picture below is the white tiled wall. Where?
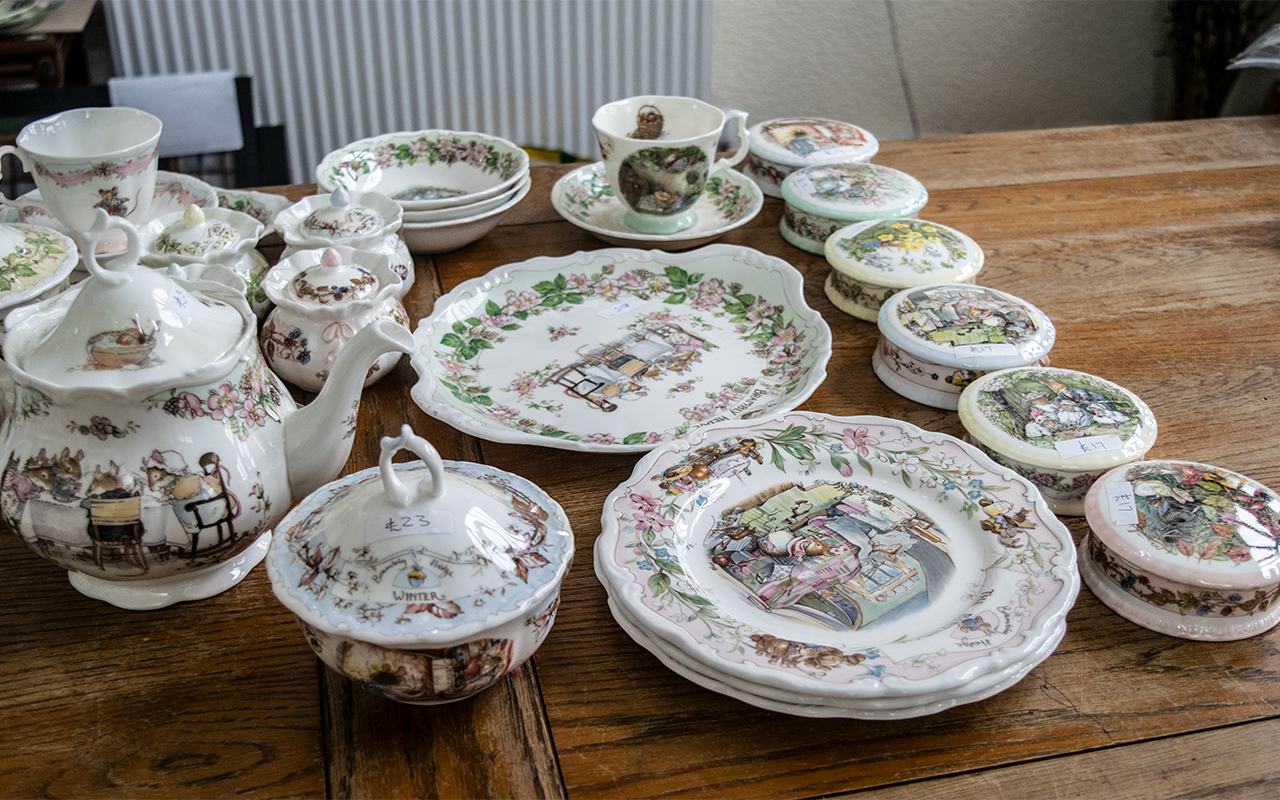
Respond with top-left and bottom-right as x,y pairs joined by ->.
710,0 -> 1172,140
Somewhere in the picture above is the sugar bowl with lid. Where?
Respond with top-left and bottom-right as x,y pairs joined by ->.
743,117 -> 879,198
275,188 -> 414,297
0,211 -> 415,609
260,246 -> 408,392
266,424 -> 574,705
780,163 -> 927,254
824,219 -> 984,322
137,204 -> 271,317
874,283 -> 1056,410
958,367 -> 1157,516
1082,460 -> 1280,640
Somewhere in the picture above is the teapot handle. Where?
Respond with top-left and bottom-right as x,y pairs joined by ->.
80,209 -> 143,286
379,424 -> 445,508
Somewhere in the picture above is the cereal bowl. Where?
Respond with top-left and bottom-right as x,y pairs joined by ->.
316,130 -> 529,212
398,174 -> 530,254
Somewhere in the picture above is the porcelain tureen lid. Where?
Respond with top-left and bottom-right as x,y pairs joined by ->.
1084,460 -> 1280,592
877,283 -> 1056,370
0,222 -> 78,309
275,188 -> 402,246
781,163 -> 927,220
825,219 -> 984,287
267,425 -> 574,646
4,212 -> 250,398
748,117 -> 879,168
263,246 -> 401,315
958,367 -> 1158,471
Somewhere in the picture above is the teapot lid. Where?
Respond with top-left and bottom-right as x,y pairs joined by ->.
300,188 -> 386,239
0,222 -> 78,309
267,425 -> 574,646
6,212 -> 250,399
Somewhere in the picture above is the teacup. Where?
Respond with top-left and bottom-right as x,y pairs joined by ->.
592,96 -> 747,235
0,107 -> 162,233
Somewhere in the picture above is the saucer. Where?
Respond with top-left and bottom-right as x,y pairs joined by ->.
552,163 -> 762,251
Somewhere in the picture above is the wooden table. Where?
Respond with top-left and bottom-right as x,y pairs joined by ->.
3,116 -> 1280,799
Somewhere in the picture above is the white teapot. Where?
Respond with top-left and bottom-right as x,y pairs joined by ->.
0,211 -> 414,609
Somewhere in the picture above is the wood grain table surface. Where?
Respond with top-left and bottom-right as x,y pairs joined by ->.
2,115 -> 1279,799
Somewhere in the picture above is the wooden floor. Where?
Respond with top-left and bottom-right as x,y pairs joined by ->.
2,116 -> 1279,799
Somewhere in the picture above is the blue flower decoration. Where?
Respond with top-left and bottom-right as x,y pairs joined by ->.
865,664 -> 887,678
636,560 -> 653,571
969,478 -> 984,487
943,480 -> 957,490
654,548 -> 673,561
968,490 -> 982,499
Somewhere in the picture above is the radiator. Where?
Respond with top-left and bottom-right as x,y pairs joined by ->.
104,0 -> 713,185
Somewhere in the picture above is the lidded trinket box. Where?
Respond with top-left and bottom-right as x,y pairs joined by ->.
874,283 -> 1055,410
275,188 -> 414,297
0,221 -> 77,345
137,205 -> 271,317
266,424 -> 574,704
824,219 -> 984,322
260,246 -> 408,392
958,367 -> 1157,515
780,163 -> 927,254
1082,460 -> 1280,640
743,117 -> 879,198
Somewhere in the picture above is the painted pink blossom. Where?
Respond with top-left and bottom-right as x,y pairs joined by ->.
507,291 -> 541,311
839,463 -> 854,477
620,271 -> 646,288
87,417 -> 114,441
770,325 -> 800,347
635,512 -> 674,533
597,278 -> 622,300
645,432 -> 662,444
842,426 -> 879,457
207,384 -> 240,421
174,391 -> 205,420
567,273 -> 591,291
440,358 -> 465,374
586,433 -> 615,444
372,144 -> 395,168
746,299 -> 773,323
481,313 -> 514,328
509,375 -> 537,396
629,491 -> 660,510
240,398 -> 269,427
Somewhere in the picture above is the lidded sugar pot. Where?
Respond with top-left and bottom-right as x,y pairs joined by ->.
0,211 -> 414,609
267,424 -> 574,704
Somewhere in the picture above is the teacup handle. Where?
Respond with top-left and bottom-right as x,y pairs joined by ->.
0,145 -> 28,210
379,424 -> 446,508
80,210 -> 143,285
711,109 -> 750,174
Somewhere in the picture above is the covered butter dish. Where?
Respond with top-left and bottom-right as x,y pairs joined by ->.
874,283 -> 1055,410
137,205 -> 270,318
260,246 -> 408,392
0,211 -> 415,609
275,187 -> 414,298
958,367 -> 1157,516
742,117 -> 879,198
780,163 -> 927,254
266,424 -> 574,704
824,219 -> 984,322
1082,460 -> 1280,641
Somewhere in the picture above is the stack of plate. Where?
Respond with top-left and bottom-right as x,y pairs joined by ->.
595,411 -> 1080,719
316,130 -> 530,254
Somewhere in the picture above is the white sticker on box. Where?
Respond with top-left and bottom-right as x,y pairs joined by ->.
598,296 -> 650,319
368,509 -> 456,540
806,145 -> 863,160
1107,483 -> 1140,526
952,343 -> 1020,358
791,173 -> 816,196
1054,435 -> 1124,459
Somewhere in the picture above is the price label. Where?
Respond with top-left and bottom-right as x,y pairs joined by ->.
597,296 -> 650,319
1107,483 -> 1140,526
790,173 -> 816,196
160,285 -> 194,326
804,145 -> 863,160
367,509 -> 455,540
1054,435 -> 1124,459
952,343 -> 1020,358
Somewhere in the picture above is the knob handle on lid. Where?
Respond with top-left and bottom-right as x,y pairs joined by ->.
379,424 -> 446,508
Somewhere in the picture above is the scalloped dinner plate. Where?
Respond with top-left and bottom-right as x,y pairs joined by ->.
594,411 -> 1078,700
409,245 -> 831,452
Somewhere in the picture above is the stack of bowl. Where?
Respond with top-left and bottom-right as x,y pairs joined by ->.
316,130 -> 531,254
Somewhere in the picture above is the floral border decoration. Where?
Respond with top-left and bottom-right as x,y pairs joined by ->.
616,418 -> 1065,681
327,135 -> 524,186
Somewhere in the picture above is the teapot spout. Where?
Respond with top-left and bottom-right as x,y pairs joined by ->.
283,320 -> 415,502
